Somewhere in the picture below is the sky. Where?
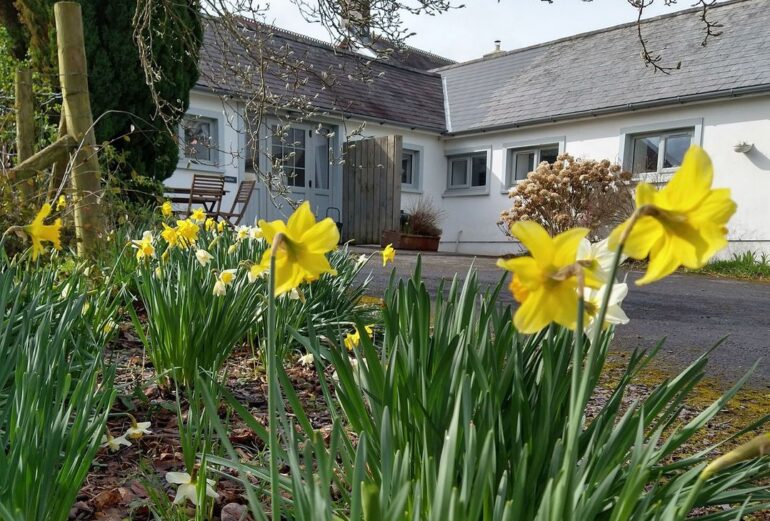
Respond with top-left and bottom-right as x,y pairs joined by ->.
263,1 -> 696,62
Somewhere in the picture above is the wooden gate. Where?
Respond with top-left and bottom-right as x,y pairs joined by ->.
342,135 -> 402,244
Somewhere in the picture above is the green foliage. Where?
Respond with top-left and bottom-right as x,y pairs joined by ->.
0,257 -> 115,521
209,259 -> 770,520
694,251 -> 770,280
0,0 -> 202,195
253,245 -> 377,357
132,233 -> 266,389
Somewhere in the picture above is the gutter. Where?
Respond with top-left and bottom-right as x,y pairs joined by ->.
444,84 -> 770,138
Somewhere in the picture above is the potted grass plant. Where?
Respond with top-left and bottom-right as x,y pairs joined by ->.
382,197 -> 443,251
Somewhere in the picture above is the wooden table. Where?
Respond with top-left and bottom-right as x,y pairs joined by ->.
165,186 -> 228,215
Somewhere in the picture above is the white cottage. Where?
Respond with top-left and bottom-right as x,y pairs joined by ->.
171,0 -> 770,257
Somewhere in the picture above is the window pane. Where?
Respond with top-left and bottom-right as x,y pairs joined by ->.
183,118 -> 214,162
401,152 -> 413,185
288,168 -> 305,187
632,136 -> 660,174
293,149 -> 305,170
292,128 -> 306,148
450,159 -> 467,186
663,134 -> 691,169
540,147 -> 559,165
471,154 -> 486,187
514,152 -> 535,181
315,143 -> 330,190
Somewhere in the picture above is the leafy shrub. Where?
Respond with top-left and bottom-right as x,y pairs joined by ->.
403,196 -> 443,237
499,154 -> 634,240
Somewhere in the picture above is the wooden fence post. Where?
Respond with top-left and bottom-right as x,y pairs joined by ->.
54,1 -> 105,257
14,67 -> 34,199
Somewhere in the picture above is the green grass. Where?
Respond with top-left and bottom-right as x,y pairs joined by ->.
693,251 -> 770,280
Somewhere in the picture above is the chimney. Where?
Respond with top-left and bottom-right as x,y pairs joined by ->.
484,40 -> 504,58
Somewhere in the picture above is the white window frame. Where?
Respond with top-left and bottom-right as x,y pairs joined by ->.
401,144 -> 423,193
444,147 -> 491,197
619,119 -> 703,183
502,136 -> 566,193
177,109 -> 224,173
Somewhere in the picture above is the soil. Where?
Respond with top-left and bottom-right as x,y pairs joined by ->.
71,318 -> 770,520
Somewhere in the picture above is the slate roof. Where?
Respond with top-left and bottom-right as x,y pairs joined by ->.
437,0 -> 770,134
196,19 -> 447,132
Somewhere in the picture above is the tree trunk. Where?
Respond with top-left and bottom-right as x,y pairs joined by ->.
54,1 -> 105,258
14,67 -> 34,199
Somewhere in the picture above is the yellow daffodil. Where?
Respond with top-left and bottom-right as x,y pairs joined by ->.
343,330 -> 360,350
195,249 -> 214,266
248,264 -> 265,283
125,418 -> 152,440
166,472 -> 219,506
161,223 -> 179,247
236,225 -> 250,241
497,221 -> 602,334
213,280 -> 227,296
190,207 -> 206,223
24,203 -> 62,260
161,200 -> 173,218
298,353 -> 314,366
205,217 -> 216,232
176,219 -> 200,247
101,431 -> 131,452
131,232 -> 155,261
382,244 -> 396,266
219,268 -> 237,285
609,146 -> 736,285
249,226 -> 264,240
217,220 -> 226,233
256,201 -> 339,295
701,432 -> 770,479
583,282 -> 630,343
56,195 -> 67,211
343,325 -> 373,350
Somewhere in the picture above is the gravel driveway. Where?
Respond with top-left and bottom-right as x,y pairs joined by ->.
353,248 -> 770,388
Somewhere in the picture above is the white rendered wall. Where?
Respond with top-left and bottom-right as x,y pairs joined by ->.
173,93 -> 770,259
434,95 -> 770,257
165,91 -> 244,215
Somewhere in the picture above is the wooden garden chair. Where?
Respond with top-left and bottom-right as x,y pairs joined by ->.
186,173 -> 225,217
217,179 -> 256,226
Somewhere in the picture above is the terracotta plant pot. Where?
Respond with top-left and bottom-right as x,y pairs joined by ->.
399,233 -> 440,251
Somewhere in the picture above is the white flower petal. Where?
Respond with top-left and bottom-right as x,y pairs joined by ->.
166,471 -> 192,485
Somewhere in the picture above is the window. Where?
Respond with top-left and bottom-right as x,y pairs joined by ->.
507,145 -> 559,186
271,126 -> 306,188
181,115 -> 217,163
447,151 -> 488,191
313,128 -> 333,191
630,129 -> 694,175
401,148 -> 421,191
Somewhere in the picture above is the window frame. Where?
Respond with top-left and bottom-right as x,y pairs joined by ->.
629,129 -> 694,177
501,136 -> 566,193
620,119 -> 703,183
270,124 -> 309,189
401,144 -> 423,193
444,147 -> 491,197
506,145 -> 560,187
177,110 -> 224,173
